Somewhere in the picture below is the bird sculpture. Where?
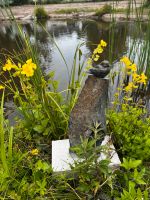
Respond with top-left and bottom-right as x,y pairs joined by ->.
88,60 -> 111,78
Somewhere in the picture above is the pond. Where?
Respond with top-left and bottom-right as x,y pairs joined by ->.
0,18 -> 150,119
0,19 -> 149,88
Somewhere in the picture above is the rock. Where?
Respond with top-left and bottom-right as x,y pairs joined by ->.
68,76 -> 109,147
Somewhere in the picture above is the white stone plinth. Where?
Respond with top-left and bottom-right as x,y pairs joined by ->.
52,136 -> 120,172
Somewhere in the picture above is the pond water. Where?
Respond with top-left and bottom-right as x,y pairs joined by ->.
0,18 -> 150,114
0,19 -> 149,90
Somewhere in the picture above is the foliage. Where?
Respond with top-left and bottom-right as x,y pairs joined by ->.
108,56 -> 150,161
114,158 -> 150,200
143,0 -> 150,8
34,6 -> 49,19
108,105 -> 150,161
95,4 -> 112,18
69,123 -> 113,199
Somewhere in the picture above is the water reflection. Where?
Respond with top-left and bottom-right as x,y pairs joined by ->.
0,19 -> 149,92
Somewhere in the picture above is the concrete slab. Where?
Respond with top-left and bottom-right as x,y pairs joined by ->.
52,136 -> 120,172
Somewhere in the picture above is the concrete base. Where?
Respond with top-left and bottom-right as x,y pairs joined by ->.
52,136 -> 120,172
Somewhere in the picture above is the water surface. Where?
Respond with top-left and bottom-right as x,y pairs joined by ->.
0,19 -> 149,97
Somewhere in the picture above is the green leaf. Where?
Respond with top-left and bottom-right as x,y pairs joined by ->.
33,125 -> 44,133
137,188 -> 142,200
121,158 -> 142,170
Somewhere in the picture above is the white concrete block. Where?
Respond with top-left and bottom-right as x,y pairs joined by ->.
52,136 -> 121,172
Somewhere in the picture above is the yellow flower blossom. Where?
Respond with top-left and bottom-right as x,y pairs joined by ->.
93,49 -> 98,55
120,56 -> 132,66
3,59 -> 17,71
87,58 -> 92,65
21,59 -> 37,77
21,64 -> 34,77
94,54 -> 100,61
0,85 -> 4,90
31,149 -> 39,155
127,63 -> 137,72
130,64 -> 137,72
138,73 -> 147,85
100,40 -> 107,47
26,58 -> 37,70
125,82 -> 138,92
97,46 -> 103,54
133,73 -> 140,82
92,39 -> 106,62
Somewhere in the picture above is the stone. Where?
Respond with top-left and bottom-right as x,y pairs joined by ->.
68,75 -> 109,147
52,136 -> 120,172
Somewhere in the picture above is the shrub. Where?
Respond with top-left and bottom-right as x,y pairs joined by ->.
108,105 -> 150,162
34,6 -> 49,19
95,4 -> 112,18
143,0 -> 150,8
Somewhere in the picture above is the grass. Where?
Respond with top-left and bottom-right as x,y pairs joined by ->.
34,6 -> 49,19
95,4 -> 112,18
54,8 -> 96,14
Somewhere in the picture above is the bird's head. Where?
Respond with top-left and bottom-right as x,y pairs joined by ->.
100,60 -> 111,68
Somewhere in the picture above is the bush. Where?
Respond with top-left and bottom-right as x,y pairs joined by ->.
143,0 -> 150,8
108,105 -> 150,162
34,6 -> 49,19
95,4 -> 112,18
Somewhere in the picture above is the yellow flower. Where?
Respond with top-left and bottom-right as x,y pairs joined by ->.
26,58 -> 37,70
87,58 -> 92,65
125,82 -> 138,92
94,54 -> 100,61
133,73 -> 140,82
3,59 -> 16,71
138,73 -> 147,85
21,63 -> 34,77
31,149 -> 39,155
0,85 -> 4,90
97,46 -> 103,54
91,39 -> 106,62
100,40 -> 107,47
127,63 -> 137,72
93,49 -> 98,55
120,56 -> 132,66
131,64 -> 137,72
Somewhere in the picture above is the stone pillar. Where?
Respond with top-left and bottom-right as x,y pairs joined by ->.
68,75 -> 109,147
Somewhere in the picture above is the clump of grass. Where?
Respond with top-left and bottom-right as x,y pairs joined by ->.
95,4 -> 112,18
142,0 -> 150,8
55,8 -> 81,14
34,6 -> 49,19
114,8 -> 128,13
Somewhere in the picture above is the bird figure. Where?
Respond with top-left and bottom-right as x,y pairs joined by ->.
88,60 -> 112,78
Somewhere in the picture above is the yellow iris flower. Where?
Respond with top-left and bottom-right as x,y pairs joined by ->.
21,64 -> 34,77
31,149 -> 39,156
100,40 -> 107,47
0,85 -> 4,90
92,39 -> 107,62
3,59 -> 17,71
21,59 -> 37,77
125,82 -> 138,92
138,73 -> 147,85
120,56 -> 132,66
